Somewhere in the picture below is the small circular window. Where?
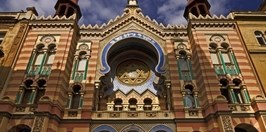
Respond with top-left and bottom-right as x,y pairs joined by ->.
116,60 -> 150,85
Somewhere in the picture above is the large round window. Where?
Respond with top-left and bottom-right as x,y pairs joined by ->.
116,60 -> 150,85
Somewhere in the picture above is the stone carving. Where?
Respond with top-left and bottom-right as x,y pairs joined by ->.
68,111 -> 78,117
110,113 -> 120,118
221,116 -> 234,132
117,60 -> 150,85
146,112 -> 157,117
128,112 -> 138,117
15,106 -> 26,112
33,116 -> 44,132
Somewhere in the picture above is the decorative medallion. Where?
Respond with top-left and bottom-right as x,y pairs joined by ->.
116,60 -> 150,85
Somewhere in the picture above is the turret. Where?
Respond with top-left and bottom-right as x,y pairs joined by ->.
54,0 -> 82,20
183,0 -> 211,20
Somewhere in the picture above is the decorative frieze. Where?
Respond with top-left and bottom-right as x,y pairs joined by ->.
33,116 -> 45,132
128,112 -> 138,118
221,116 -> 234,132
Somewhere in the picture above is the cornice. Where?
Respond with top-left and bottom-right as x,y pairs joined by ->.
187,13 -> 235,29
29,14 -> 78,29
233,11 -> 266,20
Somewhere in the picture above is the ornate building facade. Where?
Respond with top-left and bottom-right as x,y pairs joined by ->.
0,0 -> 266,132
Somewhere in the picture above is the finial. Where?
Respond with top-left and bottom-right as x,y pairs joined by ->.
127,0 -> 138,7
71,0 -> 79,4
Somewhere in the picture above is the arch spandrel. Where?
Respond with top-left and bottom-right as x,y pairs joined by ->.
100,32 -> 166,74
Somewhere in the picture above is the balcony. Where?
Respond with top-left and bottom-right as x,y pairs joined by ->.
180,71 -> 193,81
40,65 -> 52,76
27,65 -> 41,76
27,65 -> 52,77
214,64 -> 238,75
73,71 -> 85,82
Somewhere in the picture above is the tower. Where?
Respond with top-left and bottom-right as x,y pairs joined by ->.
54,0 -> 82,20
183,0 -> 211,19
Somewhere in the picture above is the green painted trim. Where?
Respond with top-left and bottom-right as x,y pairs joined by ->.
229,89 -> 237,103
84,60 -> 88,80
194,96 -> 199,108
230,52 -> 240,74
26,52 -> 36,74
188,60 -> 193,80
15,91 -> 22,104
39,53 -> 47,74
28,90 -> 36,104
177,60 -> 182,80
182,96 -> 186,107
79,95 -> 84,108
72,59 -> 78,80
243,90 -> 251,103
67,95 -> 72,108
218,51 -> 226,74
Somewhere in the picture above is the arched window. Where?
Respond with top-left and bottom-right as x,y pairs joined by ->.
67,7 -> 75,17
209,42 -> 239,75
234,123 -> 258,132
219,78 -> 250,104
199,5 -> 207,15
183,84 -> 198,108
143,98 -> 152,111
27,35 -> 57,76
40,44 -> 56,76
129,98 -> 137,111
254,31 -> 266,45
72,42 -> 91,82
114,98 -> 123,111
191,7 -> 199,16
150,125 -> 173,132
93,125 -> 116,132
67,85 -> 83,109
34,79 -> 46,104
8,124 -> 31,132
59,5 -> 66,15
177,50 -> 193,81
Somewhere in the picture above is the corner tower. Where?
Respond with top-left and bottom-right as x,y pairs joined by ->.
54,0 -> 82,20
184,0 -> 211,20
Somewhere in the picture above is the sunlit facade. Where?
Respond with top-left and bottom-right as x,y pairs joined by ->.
0,0 -> 266,132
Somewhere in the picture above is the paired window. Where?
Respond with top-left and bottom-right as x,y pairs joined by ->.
220,79 -> 251,104
67,85 -> 84,109
177,51 -> 193,81
112,98 -> 154,111
72,44 -> 90,82
254,31 -> 266,45
15,79 -> 46,106
209,43 -> 240,75
182,84 -> 199,108
27,44 -> 56,76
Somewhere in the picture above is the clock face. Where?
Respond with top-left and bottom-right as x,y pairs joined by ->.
116,60 -> 150,85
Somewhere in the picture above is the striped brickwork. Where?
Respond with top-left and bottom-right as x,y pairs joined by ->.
82,39 -> 100,112
165,39 -> 184,115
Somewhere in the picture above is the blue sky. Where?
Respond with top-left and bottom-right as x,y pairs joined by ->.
0,0 -> 262,25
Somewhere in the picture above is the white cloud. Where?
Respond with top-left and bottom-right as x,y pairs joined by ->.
5,0 -> 55,15
157,0 -> 187,24
209,0 -> 231,15
0,0 -> 259,25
